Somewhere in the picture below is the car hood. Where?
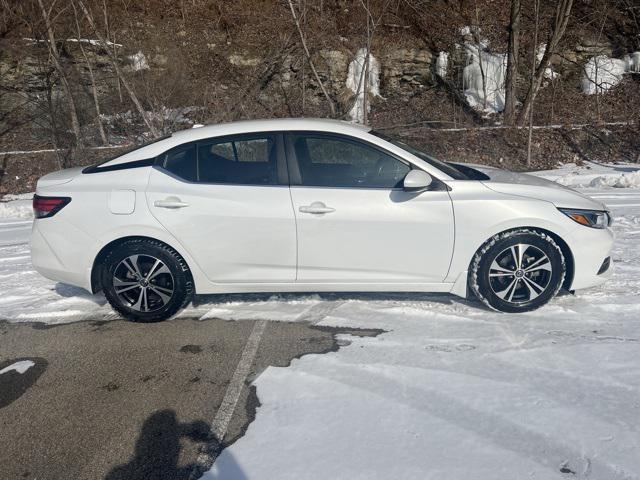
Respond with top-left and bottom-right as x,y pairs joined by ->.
454,163 -> 607,211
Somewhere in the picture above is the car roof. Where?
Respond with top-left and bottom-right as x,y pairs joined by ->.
103,118 -> 372,166
172,118 -> 371,139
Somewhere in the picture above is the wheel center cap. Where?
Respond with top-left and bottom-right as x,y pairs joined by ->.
515,269 -> 525,278
140,279 -> 149,287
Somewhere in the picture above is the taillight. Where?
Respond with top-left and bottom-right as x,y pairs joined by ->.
33,195 -> 71,219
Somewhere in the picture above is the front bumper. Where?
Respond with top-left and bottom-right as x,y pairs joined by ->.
565,225 -> 614,290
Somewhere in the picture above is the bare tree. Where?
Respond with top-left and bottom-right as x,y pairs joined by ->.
72,1 -> 108,145
504,0 -> 521,124
526,0 -> 541,167
286,0 -> 336,116
37,0 -> 84,148
76,0 -> 160,137
518,0 -> 574,125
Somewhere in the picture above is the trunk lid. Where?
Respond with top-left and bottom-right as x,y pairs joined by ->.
36,167 -> 84,189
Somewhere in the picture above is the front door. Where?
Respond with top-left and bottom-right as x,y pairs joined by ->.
146,133 -> 296,283
287,132 -> 454,284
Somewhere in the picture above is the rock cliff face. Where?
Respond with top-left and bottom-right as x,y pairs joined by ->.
1,5 -> 639,195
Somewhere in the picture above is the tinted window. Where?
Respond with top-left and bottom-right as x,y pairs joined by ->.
292,135 -> 410,188
370,131 -> 469,180
198,136 -> 278,185
163,145 -> 197,182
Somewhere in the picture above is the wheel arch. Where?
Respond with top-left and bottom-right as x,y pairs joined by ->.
90,235 -> 195,293
469,226 -> 574,291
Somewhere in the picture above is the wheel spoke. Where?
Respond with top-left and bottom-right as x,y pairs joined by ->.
490,259 -> 514,274
115,284 -> 140,295
523,275 -> 546,292
132,288 -> 146,311
148,264 -> 170,281
123,255 -> 143,279
150,284 -> 173,295
146,259 -> 162,279
511,244 -> 528,270
495,278 -> 517,300
149,286 -> 171,305
525,257 -> 551,273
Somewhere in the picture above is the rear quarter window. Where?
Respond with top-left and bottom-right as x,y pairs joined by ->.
162,145 -> 197,182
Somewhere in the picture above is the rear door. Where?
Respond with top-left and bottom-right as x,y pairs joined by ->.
286,132 -> 455,284
146,132 -> 296,283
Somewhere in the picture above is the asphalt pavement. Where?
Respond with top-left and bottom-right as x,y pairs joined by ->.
0,317 -> 380,480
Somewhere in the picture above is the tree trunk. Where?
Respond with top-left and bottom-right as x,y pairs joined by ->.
526,0 -> 540,168
517,0 -> 574,126
287,0 -> 336,116
37,0 -> 84,149
503,0 -> 520,124
76,0 -> 160,138
72,1 -> 108,145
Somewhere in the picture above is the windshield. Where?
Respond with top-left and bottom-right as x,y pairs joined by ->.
371,131 -> 470,180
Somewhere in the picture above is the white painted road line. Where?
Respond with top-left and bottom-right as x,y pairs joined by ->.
191,319 -> 268,477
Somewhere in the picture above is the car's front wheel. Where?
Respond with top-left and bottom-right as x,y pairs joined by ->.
470,229 -> 566,313
101,239 -> 194,322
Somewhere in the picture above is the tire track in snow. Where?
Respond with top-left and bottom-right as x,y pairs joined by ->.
311,361 -> 638,480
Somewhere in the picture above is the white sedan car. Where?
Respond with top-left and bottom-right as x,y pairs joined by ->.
31,118 -> 613,321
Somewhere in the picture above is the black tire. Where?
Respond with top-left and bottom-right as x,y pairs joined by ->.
101,238 -> 194,322
470,229 -> 566,313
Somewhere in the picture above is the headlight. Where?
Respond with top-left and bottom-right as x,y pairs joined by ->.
558,208 -> 612,229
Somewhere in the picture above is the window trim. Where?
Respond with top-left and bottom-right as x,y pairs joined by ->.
154,132 -> 289,186
284,131 -> 439,190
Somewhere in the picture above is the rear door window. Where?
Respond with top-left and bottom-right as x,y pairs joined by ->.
198,135 -> 278,185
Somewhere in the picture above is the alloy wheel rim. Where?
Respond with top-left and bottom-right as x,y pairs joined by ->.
113,254 -> 174,312
488,244 -> 552,304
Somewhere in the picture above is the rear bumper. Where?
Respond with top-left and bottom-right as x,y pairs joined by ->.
30,220 -> 92,291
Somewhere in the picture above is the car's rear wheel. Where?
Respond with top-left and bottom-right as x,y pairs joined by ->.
101,239 -> 193,322
470,229 -> 566,313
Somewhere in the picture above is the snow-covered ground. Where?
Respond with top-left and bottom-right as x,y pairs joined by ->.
2,162 -> 640,479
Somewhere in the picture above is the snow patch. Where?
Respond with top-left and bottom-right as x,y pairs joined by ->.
535,162 -> 640,189
536,44 -> 558,81
0,360 -> 35,375
23,37 -> 122,47
0,195 -> 34,219
346,48 -> 381,124
463,44 -> 507,114
436,51 -> 449,78
582,52 -> 640,94
589,170 -> 640,188
128,51 -> 149,71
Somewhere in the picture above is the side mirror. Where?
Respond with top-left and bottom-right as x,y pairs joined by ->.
403,170 -> 433,192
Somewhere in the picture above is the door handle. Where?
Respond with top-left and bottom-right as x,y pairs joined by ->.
154,197 -> 189,209
299,201 -> 335,214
